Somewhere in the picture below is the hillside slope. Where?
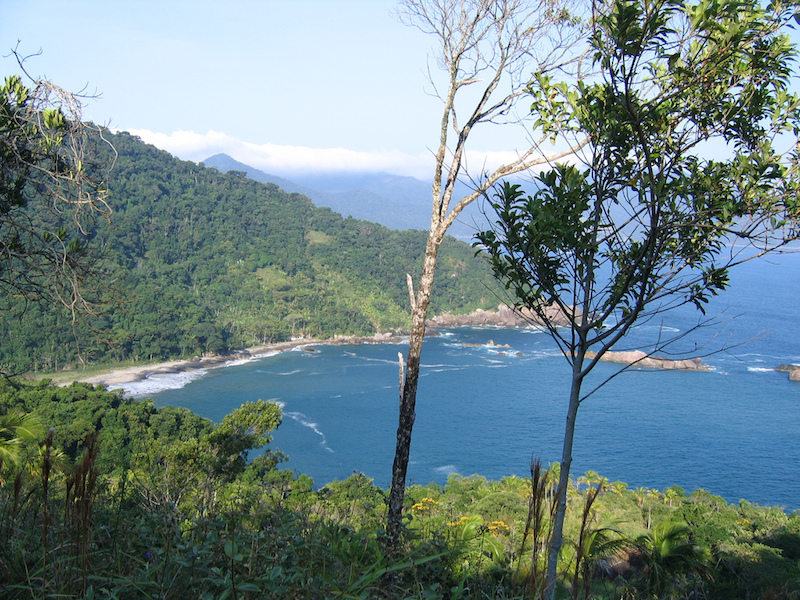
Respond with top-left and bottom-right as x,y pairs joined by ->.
0,131 -> 502,371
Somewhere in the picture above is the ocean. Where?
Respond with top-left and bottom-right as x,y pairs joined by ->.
129,251 -> 800,510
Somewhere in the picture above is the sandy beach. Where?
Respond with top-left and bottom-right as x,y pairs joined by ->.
69,339 -> 320,388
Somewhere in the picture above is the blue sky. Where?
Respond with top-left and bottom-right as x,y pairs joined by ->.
1,0 -> 529,179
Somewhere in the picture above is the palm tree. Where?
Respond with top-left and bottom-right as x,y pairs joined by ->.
609,481 -> 628,496
0,411 -> 44,484
634,521 -> 713,599
578,470 -> 609,495
577,470 -> 596,492
663,486 -> 685,508
571,513 -> 629,600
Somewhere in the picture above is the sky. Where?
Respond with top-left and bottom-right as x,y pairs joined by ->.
1,0 -> 535,179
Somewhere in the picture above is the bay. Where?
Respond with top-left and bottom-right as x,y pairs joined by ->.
141,251 -> 800,510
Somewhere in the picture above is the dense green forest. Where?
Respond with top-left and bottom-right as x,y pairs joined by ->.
1,380 -> 798,599
0,130 -> 502,372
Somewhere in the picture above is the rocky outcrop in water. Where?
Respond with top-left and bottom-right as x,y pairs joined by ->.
776,364 -> 800,381
429,308 -> 710,370
585,350 -> 710,371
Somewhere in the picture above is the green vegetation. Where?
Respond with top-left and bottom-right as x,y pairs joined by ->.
2,1 -> 799,597
0,379 -> 798,599
477,0 -> 800,595
0,129 -> 502,373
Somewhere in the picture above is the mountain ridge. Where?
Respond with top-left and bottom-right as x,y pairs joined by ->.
201,153 -> 484,237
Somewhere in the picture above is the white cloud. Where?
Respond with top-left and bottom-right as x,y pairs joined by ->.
125,129 -> 435,179
123,129 -> 576,181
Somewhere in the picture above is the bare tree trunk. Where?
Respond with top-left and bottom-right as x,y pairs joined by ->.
384,0 -> 586,549
387,233 -> 441,544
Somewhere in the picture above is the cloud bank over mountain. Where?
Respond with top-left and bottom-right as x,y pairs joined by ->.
127,129 -> 432,178
126,129 -> 533,180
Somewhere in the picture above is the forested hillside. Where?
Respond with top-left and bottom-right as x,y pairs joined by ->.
0,131 -> 502,372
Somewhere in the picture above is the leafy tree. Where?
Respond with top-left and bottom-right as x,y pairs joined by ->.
476,0 -> 800,596
207,399 -> 282,474
317,472 -> 387,528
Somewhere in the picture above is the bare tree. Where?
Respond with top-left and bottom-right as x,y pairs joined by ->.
1,49 -> 113,314
1,49 -> 115,372
387,0 -> 588,545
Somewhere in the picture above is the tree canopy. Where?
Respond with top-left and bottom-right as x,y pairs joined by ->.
477,0 -> 800,596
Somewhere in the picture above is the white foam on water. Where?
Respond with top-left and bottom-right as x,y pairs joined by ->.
250,350 -> 281,360
359,355 -> 402,366
117,369 -> 209,398
434,464 -> 458,476
426,365 -> 469,374
284,411 -> 334,453
223,357 -> 254,368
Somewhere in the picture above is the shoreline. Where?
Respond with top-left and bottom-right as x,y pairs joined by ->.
64,339 -> 314,388
44,312 -> 800,390
59,331 -> 409,390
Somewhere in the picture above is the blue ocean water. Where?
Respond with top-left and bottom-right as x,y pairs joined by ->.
141,251 -> 800,510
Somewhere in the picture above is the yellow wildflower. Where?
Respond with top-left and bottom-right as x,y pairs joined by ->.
447,516 -> 470,527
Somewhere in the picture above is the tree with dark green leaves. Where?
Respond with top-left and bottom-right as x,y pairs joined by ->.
634,521 -> 713,599
477,0 -> 800,597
